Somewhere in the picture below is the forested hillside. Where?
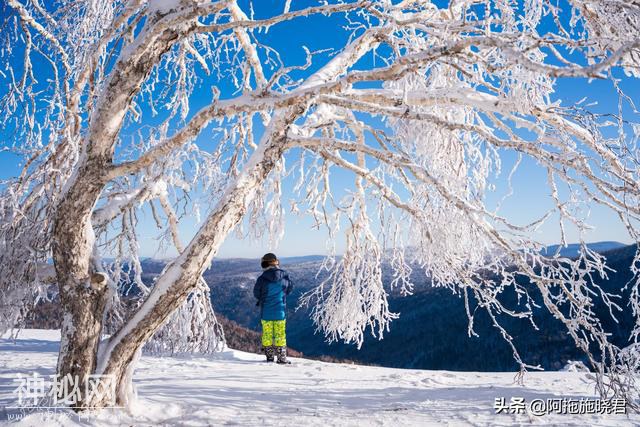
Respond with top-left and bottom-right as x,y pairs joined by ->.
203,244 -> 637,371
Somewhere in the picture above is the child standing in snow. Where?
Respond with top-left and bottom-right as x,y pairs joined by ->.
253,253 -> 294,364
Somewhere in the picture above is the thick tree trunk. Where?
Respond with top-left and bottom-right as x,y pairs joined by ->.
89,108 -> 303,408
51,14 -> 195,411
51,156 -> 111,407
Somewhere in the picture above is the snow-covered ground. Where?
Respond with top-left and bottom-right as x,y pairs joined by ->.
1,330 -> 638,426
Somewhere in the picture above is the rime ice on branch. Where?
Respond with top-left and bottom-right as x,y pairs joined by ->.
0,0 -> 639,411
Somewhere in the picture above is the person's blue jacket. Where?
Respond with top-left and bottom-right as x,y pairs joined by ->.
253,267 -> 293,321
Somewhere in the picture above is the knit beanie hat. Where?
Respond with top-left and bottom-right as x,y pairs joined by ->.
261,253 -> 278,269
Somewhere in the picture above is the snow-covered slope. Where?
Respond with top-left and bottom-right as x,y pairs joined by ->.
1,330 -> 638,426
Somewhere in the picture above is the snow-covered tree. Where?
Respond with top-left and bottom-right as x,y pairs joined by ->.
1,0 -> 639,410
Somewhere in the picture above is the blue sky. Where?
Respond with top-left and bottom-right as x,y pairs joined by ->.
1,0 -> 637,259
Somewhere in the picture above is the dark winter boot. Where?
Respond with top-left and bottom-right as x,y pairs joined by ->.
264,346 -> 275,362
276,346 -> 290,364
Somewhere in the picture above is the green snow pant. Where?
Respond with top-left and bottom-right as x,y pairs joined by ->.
261,319 -> 286,347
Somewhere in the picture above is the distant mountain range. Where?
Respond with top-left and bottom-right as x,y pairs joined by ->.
541,241 -> 626,258
137,242 -> 626,270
